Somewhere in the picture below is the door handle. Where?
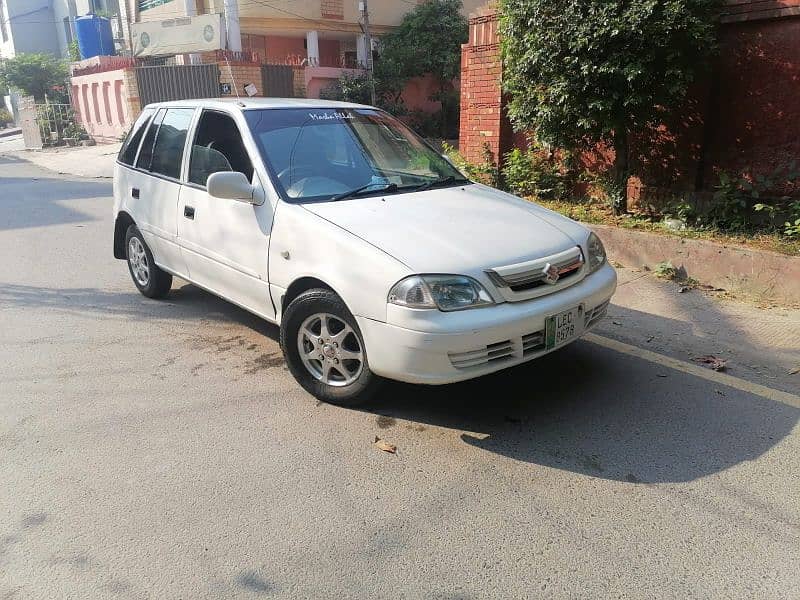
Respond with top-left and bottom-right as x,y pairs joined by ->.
131,187 -> 140,199
184,205 -> 195,219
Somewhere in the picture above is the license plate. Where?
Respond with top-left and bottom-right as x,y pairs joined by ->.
545,306 -> 581,350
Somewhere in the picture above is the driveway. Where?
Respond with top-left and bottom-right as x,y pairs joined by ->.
1,155 -> 799,599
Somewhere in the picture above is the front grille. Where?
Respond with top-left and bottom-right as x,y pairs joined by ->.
449,339 -> 515,369
486,246 -> 586,301
522,331 -> 545,355
447,299 -> 609,371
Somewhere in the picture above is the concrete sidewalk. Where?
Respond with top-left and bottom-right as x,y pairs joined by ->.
7,142 -> 121,178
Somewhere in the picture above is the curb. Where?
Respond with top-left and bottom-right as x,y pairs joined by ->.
590,223 -> 800,305
0,127 -> 22,139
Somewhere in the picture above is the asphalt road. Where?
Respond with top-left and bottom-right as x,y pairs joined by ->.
1,155 -> 799,599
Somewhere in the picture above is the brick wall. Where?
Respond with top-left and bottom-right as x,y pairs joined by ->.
459,1 -> 800,196
218,64 -> 264,97
458,3 -> 509,166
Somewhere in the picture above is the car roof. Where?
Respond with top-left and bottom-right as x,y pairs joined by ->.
142,98 -> 373,111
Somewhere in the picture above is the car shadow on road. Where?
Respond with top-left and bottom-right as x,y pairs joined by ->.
370,341 -> 799,484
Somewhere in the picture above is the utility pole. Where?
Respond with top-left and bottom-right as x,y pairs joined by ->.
223,0 -> 242,52
360,0 -> 376,106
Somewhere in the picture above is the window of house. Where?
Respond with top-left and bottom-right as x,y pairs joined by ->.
149,108 -> 195,179
118,108 -> 155,166
188,111 -> 254,187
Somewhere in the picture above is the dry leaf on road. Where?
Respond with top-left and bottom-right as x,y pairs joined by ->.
789,366 -> 800,375
693,355 -> 728,372
374,437 -> 396,454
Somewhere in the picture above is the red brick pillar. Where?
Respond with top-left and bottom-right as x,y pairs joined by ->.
459,3 -> 510,167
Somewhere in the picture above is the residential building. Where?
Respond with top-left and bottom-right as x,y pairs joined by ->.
124,0 -> 484,99
0,0 -> 129,59
0,1 -> 61,58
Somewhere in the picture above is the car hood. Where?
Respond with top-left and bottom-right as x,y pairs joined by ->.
301,184 -> 586,273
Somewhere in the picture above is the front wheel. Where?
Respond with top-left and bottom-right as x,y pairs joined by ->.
280,289 -> 381,406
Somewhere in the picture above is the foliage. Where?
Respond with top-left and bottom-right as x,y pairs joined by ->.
0,108 -> 12,127
407,106 -> 459,140
375,0 -> 467,137
320,71 -> 373,105
709,162 -> 800,233
502,142 -> 568,200
68,40 -> 81,62
442,142 -> 500,187
0,53 -> 69,101
376,0 -> 467,93
499,0 -> 720,212
654,261 -> 678,280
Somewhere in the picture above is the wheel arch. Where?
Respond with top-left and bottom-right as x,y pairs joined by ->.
113,211 -> 136,259
281,276 -> 339,317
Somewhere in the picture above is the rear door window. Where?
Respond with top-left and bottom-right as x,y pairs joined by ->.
118,108 -> 155,166
135,108 -> 166,171
149,108 -> 195,180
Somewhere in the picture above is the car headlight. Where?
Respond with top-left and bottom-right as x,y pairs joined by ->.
586,232 -> 607,273
388,275 -> 494,311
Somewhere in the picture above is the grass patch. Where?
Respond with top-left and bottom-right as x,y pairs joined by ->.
534,197 -> 800,256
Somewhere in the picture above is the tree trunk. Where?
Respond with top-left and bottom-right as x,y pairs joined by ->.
438,82 -> 448,140
613,131 -> 630,215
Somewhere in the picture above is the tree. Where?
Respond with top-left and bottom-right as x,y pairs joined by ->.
375,0 -> 468,137
500,0 -> 720,212
0,53 -> 69,102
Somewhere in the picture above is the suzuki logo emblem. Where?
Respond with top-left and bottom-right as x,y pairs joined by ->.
542,262 -> 560,285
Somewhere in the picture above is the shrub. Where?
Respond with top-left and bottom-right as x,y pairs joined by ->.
320,72 -> 373,105
0,108 -> 12,127
502,144 -> 567,200
500,0 -> 720,213
708,163 -> 800,233
442,142 -> 500,187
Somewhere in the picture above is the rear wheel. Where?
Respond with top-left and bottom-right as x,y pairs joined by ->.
280,289 -> 381,406
125,225 -> 172,299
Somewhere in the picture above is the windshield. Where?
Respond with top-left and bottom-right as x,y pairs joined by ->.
244,108 -> 469,202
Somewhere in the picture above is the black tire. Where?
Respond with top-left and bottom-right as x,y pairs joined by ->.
280,288 -> 382,406
125,224 -> 172,299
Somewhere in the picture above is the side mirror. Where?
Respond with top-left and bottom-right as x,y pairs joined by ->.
207,171 -> 255,203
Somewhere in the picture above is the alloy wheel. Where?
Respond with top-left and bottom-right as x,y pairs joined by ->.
128,236 -> 150,287
297,313 -> 364,387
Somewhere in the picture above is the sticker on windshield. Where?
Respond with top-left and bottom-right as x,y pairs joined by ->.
308,111 -> 355,121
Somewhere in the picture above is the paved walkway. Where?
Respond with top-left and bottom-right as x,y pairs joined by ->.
4,141 -> 121,178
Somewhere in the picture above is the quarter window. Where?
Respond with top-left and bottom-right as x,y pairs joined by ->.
188,111 -> 254,187
118,108 -> 155,166
135,108 -> 165,171
149,108 -> 195,179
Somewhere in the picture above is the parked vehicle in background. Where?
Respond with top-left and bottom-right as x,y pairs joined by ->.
112,98 -> 616,405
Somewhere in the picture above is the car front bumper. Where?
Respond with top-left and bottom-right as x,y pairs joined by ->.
357,263 -> 617,385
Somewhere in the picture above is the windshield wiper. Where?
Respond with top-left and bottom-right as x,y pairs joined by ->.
412,175 -> 461,193
331,182 -> 398,202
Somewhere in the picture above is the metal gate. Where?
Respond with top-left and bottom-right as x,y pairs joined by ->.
135,64 -> 221,107
261,65 -> 296,98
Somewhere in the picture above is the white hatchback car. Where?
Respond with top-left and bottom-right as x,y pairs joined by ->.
113,98 -> 616,405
